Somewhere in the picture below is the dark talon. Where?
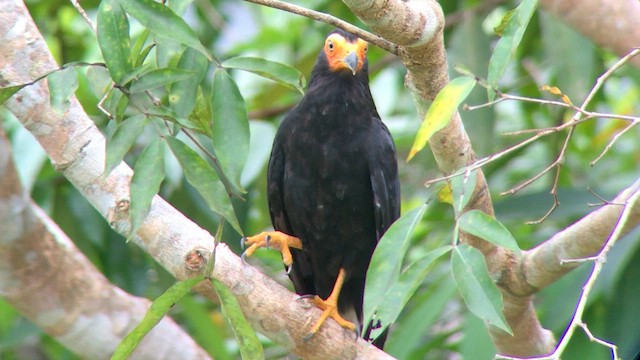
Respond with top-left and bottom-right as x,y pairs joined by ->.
240,237 -> 247,249
296,294 -> 315,301
303,332 -> 315,342
264,234 -> 271,249
241,251 -> 249,265
285,265 -> 292,275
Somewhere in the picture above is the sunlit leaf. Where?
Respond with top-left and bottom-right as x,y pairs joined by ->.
48,67 -> 78,113
222,56 -> 305,94
128,138 -> 165,241
487,0 -> 538,100
211,69 -> 250,194
451,244 -> 512,334
111,275 -> 205,360
437,183 -> 453,205
105,114 -> 147,175
212,279 -> 264,360
165,136 -> 242,234
119,0 -> 211,60
129,68 -> 194,93
364,204 -> 428,327
408,76 -> 476,161
458,210 -> 521,255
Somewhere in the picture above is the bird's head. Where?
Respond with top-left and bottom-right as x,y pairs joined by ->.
322,30 -> 368,76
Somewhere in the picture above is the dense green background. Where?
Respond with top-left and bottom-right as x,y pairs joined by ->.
2,0 -> 639,359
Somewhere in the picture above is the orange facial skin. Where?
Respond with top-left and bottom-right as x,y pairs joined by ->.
323,33 -> 368,75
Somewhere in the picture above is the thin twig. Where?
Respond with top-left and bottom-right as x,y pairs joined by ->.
590,119 -> 640,166
242,0 -> 398,54
559,255 -> 599,265
69,0 -> 96,32
526,165 -> 561,225
451,49 -> 640,202
586,187 -> 625,207
578,322 -> 620,360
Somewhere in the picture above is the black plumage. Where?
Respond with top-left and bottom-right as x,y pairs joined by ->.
265,29 -> 401,347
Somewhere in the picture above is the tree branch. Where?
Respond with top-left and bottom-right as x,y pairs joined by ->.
540,0 -> 640,68
0,1 -> 392,358
0,129 -> 211,360
242,0 -> 398,54
522,178 -> 640,292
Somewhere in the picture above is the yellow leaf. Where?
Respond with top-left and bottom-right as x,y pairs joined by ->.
438,183 -> 454,205
408,76 -> 476,161
540,85 -> 561,95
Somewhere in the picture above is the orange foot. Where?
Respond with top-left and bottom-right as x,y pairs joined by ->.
303,268 -> 356,340
241,231 -> 302,267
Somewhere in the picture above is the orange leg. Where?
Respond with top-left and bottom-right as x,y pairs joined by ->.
241,231 -> 302,267
305,268 -> 355,339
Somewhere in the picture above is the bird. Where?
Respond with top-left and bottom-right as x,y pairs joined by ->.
242,28 -> 400,348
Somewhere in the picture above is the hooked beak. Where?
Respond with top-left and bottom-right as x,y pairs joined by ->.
343,51 -> 358,75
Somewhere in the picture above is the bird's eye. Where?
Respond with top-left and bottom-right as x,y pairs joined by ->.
327,40 -> 334,52
364,45 -> 368,53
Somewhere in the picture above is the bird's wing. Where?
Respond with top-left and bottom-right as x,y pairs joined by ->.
368,118 -> 401,241
267,124 -> 316,295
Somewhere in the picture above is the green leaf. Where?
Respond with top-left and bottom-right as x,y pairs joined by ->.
130,29 -> 151,66
364,204 -> 428,327
487,0 -> 539,100
451,244 -> 512,334
458,210 -> 521,255
111,275 -> 205,360
119,0 -> 211,60
170,48 -> 208,118
212,279 -> 264,360
128,138 -> 165,241
408,76 -> 476,161
86,66 -> 112,98
451,168 -> 478,213
385,278 -> 457,359
165,136 -> 242,234
129,68 -> 195,93
97,0 -> 132,83
47,67 -> 78,113
222,56 -> 306,94
105,114 -> 147,175
0,85 -> 27,105
211,69 -> 250,193
369,246 -> 452,339
187,87 -> 213,135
